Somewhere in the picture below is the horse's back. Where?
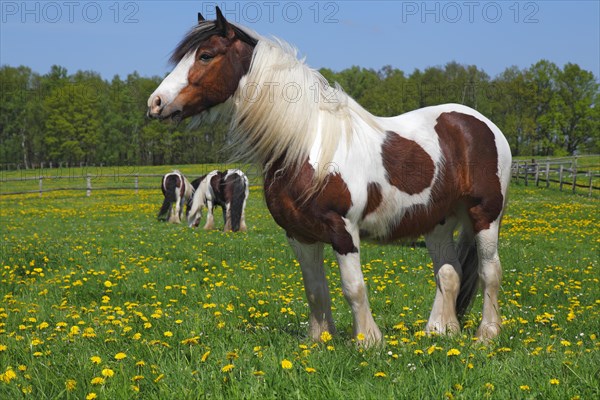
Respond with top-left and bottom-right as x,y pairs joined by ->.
383,103 -> 511,166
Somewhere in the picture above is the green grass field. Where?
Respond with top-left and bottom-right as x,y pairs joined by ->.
0,168 -> 598,399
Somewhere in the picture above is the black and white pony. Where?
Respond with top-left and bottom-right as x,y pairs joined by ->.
158,170 -> 194,223
187,169 -> 249,231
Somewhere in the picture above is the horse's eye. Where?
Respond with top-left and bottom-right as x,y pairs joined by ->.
199,53 -> 214,62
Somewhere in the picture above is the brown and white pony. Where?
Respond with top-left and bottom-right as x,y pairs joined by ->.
158,170 -> 194,223
148,8 -> 512,345
187,169 -> 249,232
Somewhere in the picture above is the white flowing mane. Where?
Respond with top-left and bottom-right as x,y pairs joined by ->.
228,35 -> 383,182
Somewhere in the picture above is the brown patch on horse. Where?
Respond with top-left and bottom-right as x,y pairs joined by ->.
363,182 -> 382,218
381,131 -> 435,195
177,175 -> 185,197
209,173 -> 224,205
383,112 -> 502,239
174,33 -> 255,118
434,112 -> 503,233
264,160 -> 356,255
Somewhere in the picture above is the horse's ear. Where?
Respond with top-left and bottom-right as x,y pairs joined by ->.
214,6 -> 229,36
197,12 -> 205,23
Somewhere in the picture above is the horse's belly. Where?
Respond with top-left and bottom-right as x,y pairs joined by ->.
357,186 -> 456,241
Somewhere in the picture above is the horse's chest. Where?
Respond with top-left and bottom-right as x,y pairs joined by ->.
263,161 -> 353,246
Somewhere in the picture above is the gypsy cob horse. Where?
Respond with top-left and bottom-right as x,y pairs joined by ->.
147,8 -> 512,345
187,169 -> 249,232
158,170 -> 194,223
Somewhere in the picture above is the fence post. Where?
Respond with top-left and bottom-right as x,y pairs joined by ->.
86,174 -> 92,197
534,163 -> 540,186
545,162 -> 550,188
559,165 -> 564,191
39,177 -> 43,197
572,166 -> 577,193
524,162 -> 529,186
589,172 -> 593,197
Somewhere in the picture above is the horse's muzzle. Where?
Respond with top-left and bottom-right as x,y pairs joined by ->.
147,95 -> 182,122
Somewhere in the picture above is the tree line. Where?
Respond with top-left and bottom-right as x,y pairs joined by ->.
1,60 -> 598,169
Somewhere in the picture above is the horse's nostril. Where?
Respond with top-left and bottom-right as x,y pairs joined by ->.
153,96 -> 162,107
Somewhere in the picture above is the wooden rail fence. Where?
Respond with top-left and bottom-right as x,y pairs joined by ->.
511,158 -> 600,196
0,169 -> 263,197
1,161 -> 598,197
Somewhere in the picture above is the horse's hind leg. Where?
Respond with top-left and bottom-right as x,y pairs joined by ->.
425,216 -> 461,335
288,238 -> 336,341
474,220 -> 502,340
223,203 -> 232,232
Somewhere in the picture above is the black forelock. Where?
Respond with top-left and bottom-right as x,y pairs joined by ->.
169,21 -> 258,65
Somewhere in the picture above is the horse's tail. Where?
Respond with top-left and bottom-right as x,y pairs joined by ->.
456,229 -> 479,320
158,175 -> 178,221
229,174 -> 247,232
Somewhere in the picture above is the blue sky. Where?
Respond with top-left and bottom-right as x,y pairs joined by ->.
1,1 -> 599,80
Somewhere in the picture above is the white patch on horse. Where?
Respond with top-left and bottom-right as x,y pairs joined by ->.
148,53 -> 194,109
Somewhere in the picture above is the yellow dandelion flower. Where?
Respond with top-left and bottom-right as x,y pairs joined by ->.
356,333 -> 365,341
0,345 -> 7,352
427,345 -> 437,355
65,379 -> 77,391
550,378 -> 560,385
104,281 -> 113,288
305,367 -> 316,373
201,351 -> 211,362
414,349 -> 424,355
86,393 -> 97,400
520,385 -> 531,391
320,331 -> 332,343
374,372 -> 387,377
90,356 -> 101,365
221,364 -> 234,373
115,352 -> 127,360
154,374 -> 165,383
163,331 -> 173,337
90,377 -> 105,385
2,368 -> 17,383
281,359 -> 293,369
447,348 -> 461,356
253,370 -> 265,376
101,368 -> 115,378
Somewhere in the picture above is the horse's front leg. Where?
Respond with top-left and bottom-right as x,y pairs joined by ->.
203,201 -> 215,230
334,219 -> 382,346
288,238 -> 336,341
178,196 -> 186,222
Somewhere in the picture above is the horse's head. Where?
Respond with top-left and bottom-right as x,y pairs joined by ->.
147,7 -> 257,121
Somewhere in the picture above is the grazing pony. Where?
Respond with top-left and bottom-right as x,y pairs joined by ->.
158,170 -> 194,223
187,169 -> 249,232
147,8 -> 512,345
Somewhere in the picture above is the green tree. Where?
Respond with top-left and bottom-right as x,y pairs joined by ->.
43,70 -> 104,164
554,63 -> 599,154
